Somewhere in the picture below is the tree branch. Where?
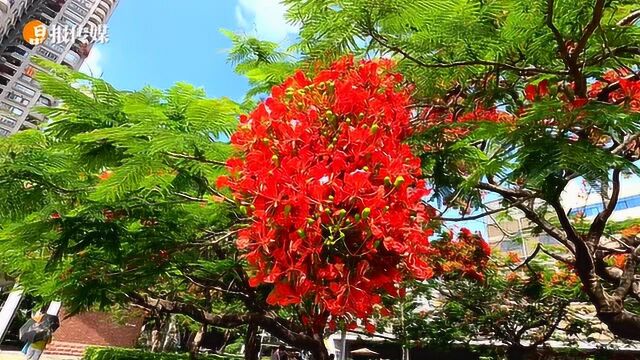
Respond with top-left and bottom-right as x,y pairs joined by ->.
127,293 -> 319,349
531,301 -> 569,347
182,274 -> 251,299
436,197 -> 531,222
539,245 -> 575,265
617,10 -> 640,26
166,152 -> 227,167
366,29 -> 567,75
545,0 -> 570,62
574,0 -> 607,57
611,132 -> 640,155
586,46 -> 640,66
588,169 -> 621,244
549,200 -> 582,244
511,243 -> 542,271
476,182 -> 534,198
481,187 -> 575,253
614,252 -> 638,298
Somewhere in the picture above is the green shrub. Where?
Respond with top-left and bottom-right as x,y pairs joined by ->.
83,347 -> 241,360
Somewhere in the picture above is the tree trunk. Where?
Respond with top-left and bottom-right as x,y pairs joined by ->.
596,308 -> 640,340
244,322 -> 261,360
218,330 -> 232,353
151,317 -> 163,352
310,333 -> 330,360
189,324 -> 207,359
505,347 -> 528,360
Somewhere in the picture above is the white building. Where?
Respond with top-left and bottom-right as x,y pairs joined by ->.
485,175 -> 640,255
0,0 -> 118,135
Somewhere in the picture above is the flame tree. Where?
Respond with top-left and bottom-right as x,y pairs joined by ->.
281,0 -> 640,341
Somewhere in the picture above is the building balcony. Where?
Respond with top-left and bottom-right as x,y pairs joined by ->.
0,126 -> 12,136
21,120 -> 37,129
100,0 -> 116,7
27,112 -> 45,124
88,13 -> 101,27
94,6 -> 107,21
0,0 -> 10,14
97,1 -> 110,13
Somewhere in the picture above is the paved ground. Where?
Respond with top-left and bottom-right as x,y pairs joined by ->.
0,351 -> 79,360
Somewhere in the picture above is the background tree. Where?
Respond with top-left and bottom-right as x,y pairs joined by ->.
397,252 -> 583,360
282,0 -> 640,340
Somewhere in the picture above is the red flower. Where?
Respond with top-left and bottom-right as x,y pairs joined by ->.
568,98 -> 589,110
219,56 -> 436,330
99,170 -> 114,181
507,252 -> 521,264
588,70 -> 640,112
428,228 -> 491,281
524,80 -> 550,101
524,84 -> 537,101
365,322 -> 376,334
538,80 -> 550,97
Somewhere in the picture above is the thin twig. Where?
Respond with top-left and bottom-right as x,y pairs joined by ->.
611,132 -> 640,155
437,196 -> 531,222
367,29 -> 567,75
511,243 -> 542,271
166,152 -> 227,167
574,0 -> 606,57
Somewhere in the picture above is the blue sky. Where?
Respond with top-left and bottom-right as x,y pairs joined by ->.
83,1 -> 491,236
83,0 -> 298,101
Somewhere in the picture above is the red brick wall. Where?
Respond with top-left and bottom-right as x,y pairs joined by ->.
52,309 -> 144,347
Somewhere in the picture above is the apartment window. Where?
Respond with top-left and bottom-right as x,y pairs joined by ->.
10,46 -> 27,57
36,96 -> 52,106
6,92 -> 29,106
0,128 -> 10,136
64,51 -> 81,65
19,73 -> 35,85
13,83 -> 36,97
1,103 -> 24,116
0,117 -> 16,127
67,2 -> 89,17
44,42 -> 66,54
61,16 -> 79,27
569,194 -> 640,217
36,47 -> 57,61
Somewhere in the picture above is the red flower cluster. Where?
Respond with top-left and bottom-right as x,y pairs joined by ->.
588,69 -> 640,111
419,105 -> 514,148
217,56 -> 435,328
524,80 -> 550,101
428,228 -> 491,281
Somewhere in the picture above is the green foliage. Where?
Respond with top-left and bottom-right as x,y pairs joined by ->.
222,30 -> 297,103
82,347 -> 241,360
282,0 -> 640,206
0,60 -> 244,315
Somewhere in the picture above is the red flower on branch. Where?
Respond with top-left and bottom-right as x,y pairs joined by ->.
428,228 -> 491,281
218,56 -> 438,329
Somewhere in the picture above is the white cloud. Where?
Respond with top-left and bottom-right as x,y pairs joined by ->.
235,0 -> 298,43
79,46 -> 103,77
